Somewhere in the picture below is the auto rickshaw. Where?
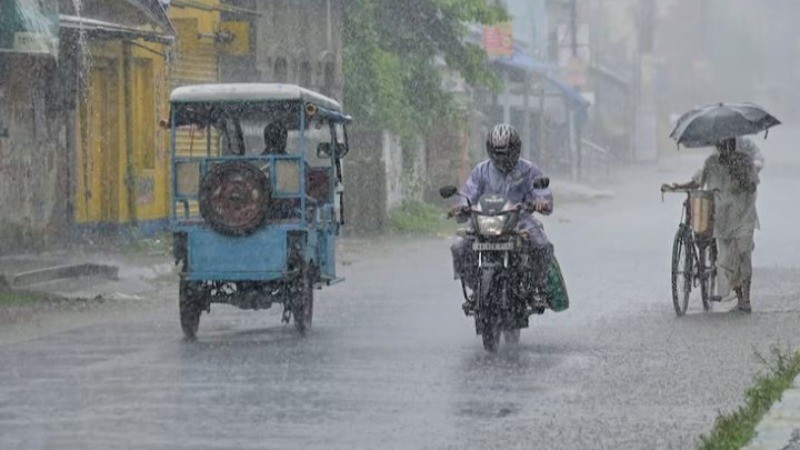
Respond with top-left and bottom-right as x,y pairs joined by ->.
169,83 -> 351,339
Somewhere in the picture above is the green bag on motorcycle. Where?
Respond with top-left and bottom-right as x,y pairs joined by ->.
546,256 -> 569,312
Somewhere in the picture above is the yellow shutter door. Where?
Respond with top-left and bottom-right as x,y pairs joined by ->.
172,18 -> 219,87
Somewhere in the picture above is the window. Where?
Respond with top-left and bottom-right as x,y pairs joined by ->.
299,61 -> 312,88
323,61 -> 336,95
274,57 -> 288,82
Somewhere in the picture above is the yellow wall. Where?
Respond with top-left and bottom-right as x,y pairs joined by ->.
74,1 -> 225,226
74,39 -> 170,225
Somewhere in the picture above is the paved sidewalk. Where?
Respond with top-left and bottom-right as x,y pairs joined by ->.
0,248 -> 174,301
744,374 -> 800,450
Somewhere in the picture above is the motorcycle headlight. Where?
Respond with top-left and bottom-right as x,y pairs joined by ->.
476,215 -> 508,236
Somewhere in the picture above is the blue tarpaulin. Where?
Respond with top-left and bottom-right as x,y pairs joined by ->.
491,46 -> 590,113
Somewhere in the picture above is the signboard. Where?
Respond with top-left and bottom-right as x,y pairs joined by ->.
564,56 -> 588,90
0,0 -> 59,57
482,22 -> 513,58
557,23 -> 591,90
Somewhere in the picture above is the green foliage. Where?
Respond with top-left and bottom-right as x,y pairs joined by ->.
389,199 -> 451,234
343,0 -> 506,142
697,346 -> 800,450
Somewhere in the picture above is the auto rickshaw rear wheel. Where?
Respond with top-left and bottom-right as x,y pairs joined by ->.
293,264 -> 315,334
179,278 -> 203,340
198,161 -> 270,236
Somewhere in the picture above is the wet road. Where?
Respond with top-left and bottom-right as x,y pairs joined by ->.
2,133 -> 800,449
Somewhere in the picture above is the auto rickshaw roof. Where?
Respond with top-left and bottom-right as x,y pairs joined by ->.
170,83 -> 343,112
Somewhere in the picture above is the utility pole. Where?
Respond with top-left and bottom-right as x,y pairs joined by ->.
569,0 -> 582,181
570,0 -> 578,57
634,0 -> 658,162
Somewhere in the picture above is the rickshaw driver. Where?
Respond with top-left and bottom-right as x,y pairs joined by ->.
262,122 -> 288,155
662,137 -> 764,313
449,123 -> 554,313
260,120 -> 316,219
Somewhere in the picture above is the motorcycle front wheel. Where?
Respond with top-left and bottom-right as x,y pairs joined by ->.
477,274 -> 501,352
481,323 -> 501,352
503,329 -> 520,344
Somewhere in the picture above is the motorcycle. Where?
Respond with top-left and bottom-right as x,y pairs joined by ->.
440,177 -> 568,352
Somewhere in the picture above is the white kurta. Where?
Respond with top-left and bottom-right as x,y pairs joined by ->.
692,138 -> 763,294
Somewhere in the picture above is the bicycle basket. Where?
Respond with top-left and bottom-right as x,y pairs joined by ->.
689,191 -> 715,238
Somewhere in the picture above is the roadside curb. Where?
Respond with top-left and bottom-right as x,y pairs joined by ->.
4,264 -> 119,289
744,373 -> 800,450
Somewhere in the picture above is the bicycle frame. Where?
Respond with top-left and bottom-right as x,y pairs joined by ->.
666,188 -> 718,315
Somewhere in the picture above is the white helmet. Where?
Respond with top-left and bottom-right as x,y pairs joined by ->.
486,123 -> 521,173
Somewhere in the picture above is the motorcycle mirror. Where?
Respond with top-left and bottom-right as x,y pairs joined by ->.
439,186 -> 459,199
533,177 -> 550,189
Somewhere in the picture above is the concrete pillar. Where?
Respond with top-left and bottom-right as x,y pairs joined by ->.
522,73 -> 532,160
503,72 -> 511,124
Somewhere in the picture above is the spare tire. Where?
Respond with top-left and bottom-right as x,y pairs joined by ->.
198,161 -> 270,236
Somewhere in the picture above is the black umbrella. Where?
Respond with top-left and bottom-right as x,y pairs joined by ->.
669,102 -> 781,148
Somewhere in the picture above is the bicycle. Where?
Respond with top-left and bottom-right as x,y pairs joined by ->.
662,187 -> 718,316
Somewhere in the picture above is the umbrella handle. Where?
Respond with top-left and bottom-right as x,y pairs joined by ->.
765,128 -> 770,139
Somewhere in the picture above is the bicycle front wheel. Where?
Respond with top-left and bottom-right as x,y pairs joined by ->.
671,227 -> 693,317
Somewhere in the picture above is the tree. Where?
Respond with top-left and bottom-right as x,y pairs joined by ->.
343,0 -> 507,142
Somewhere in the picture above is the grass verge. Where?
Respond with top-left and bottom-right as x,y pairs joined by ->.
389,200 -> 454,235
698,346 -> 800,450
0,290 -> 56,306
121,232 -> 173,257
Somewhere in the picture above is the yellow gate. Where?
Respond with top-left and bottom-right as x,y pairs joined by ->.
76,57 -> 122,224
74,41 -> 170,227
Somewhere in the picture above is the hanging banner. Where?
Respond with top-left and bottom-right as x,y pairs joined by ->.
0,0 -> 59,57
482,22 -> 513,58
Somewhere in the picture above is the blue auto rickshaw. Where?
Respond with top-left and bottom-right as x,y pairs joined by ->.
169,83 -> 351,339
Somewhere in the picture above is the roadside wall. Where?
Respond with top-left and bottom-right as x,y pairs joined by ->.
344,129 -> 425,234
0,55 -> 71,252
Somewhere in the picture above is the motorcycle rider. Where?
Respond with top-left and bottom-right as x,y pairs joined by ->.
450,123 -> 554,313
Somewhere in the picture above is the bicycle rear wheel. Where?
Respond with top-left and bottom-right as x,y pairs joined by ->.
671,227 -> 693,317
700,240 -> 718,311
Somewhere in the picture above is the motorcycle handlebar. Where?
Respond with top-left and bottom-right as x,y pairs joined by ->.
448,203 -> 545,220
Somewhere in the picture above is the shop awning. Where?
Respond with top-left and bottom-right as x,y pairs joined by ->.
60,15 -> 175,43
58,0 -> 175,43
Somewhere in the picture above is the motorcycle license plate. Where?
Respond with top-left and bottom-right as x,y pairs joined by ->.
473,242 -> 515,251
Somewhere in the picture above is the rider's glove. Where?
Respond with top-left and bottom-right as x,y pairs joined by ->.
531,199 -> 551,214
447,206 -> 469,219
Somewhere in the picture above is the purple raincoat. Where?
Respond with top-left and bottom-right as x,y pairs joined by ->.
458,159 -> 553,244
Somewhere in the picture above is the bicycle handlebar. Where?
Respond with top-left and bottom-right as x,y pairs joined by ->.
661,187 -> 696,194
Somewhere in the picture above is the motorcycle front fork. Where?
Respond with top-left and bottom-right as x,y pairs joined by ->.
477,251 -> 510,269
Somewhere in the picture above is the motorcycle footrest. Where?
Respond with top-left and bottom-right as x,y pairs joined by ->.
527,306 -> 546,315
